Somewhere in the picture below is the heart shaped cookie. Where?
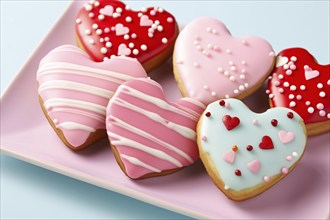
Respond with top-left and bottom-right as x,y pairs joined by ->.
37,45 -> 147,150
75,0 -> 178,72
106,78 -> 205,179
197,99 -> 307,201
267,48 -> 330,136
173,17 -> 275,105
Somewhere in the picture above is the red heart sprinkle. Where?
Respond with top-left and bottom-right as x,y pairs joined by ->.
259,136 -> 274,150
222,115 -> 240,131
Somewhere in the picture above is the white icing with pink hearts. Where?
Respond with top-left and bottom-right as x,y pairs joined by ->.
106,78 -> 205,179
174,17 -> 275,105
37,45 -> 147,148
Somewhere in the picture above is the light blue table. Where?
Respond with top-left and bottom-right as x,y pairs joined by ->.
1,1 -> 329,219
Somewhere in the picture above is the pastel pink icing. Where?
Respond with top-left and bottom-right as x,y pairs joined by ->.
174,17 -> 275,105
223,151 -> 236,163
278,130 -> 295,144
106,78 -> 206,179
247,159 -> 261,174
37,45 -> 147,148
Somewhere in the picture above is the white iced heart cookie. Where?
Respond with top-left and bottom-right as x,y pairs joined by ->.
197,99 -> 307,201
173,17 -> 275,105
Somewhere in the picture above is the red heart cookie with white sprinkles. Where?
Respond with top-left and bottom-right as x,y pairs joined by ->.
106,78 -> 205,179
37,45 -> 147,150
267,48 -> 330,136
197,99 -> 307,201
75,0 -> 178,72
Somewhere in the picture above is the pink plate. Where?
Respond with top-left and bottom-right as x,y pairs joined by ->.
1,1 -> 329,219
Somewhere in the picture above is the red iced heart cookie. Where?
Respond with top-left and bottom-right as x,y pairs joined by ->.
37,45 -> 147,150
267,48 -> 330,136
75,0 -> 178,72
106,78 -> 205,179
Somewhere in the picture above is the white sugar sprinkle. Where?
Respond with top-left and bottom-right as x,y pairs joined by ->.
106,42 -> 112,48
126,16 -> 132,22
319,91 -> 326,97
308,107 -> 314,113
98,14 -> 105,20
100,47 -> 107,54
289,101 -> 296,107
141,44 -> 147,51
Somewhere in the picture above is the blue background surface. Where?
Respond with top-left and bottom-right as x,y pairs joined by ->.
1,1 -> 329,219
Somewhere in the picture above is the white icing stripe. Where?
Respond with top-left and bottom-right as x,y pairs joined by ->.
44,98 -> 106,115
113,98 -> 196,140
37,62 -> 134,81
108,115 -> 194,163
37,67 -> 125,85
57,122 -> 96,132
120,85 -> 197,121
49,108 -> 105,122
182,97 -> 206,109
108,132 -> 183,167
39,80 -> 114,99
121,154 -> 161,173
176,104 -> 201,119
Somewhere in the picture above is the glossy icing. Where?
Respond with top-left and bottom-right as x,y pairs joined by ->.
75,0 -> 178,63
37,45 -> 147,148
268,48 -> 330,124
199,99 -> 306,191
174,17 -> 275,105
106,78 -> 205,179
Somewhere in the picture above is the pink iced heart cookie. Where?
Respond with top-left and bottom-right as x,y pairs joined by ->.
197,99 -> 307,201
173,17 -> 275,105
106,78 -> 205,179
37,45 -> 147,150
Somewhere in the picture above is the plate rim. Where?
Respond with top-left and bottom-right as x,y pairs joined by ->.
1,0 -> 329,219
0,146 -> 210,219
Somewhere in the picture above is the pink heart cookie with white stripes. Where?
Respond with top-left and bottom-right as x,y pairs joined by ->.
173,17 -> 275,105
37,45 -> 147,150
106,78 -> 205,179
